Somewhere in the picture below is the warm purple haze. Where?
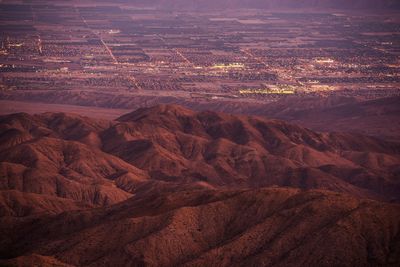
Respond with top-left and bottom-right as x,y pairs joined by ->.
106,0 -> 400,10
0,1 -> 400,266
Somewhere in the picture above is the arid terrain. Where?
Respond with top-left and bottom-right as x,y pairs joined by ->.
2,95 -> 400,140
0,104 -> 399,266
1,0 -> 400,266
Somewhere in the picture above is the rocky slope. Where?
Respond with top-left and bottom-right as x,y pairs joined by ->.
2,92 -> 398,140
1,188 -> 400,266
0,105 -> 399,207
253,96 -> 400,140
1,105 -> 400,266
0,112 -> 148,208
111,104 -> 400,201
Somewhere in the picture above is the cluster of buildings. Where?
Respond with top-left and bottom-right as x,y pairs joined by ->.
0,1 -> 399,102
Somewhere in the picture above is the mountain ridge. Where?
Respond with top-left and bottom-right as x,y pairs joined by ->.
1,104 -> 400,266
1,187 -> 400,266
1,104 -> 399,207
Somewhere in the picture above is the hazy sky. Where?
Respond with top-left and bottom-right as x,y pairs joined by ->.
119,0 -> 400,10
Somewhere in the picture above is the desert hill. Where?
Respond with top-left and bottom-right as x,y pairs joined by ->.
0,190 -> 92,217
1,188 -> 400,266
1,105 -> 400,266
0,104 -> 399,210
252,96 -> 400,140
0,112 -> 149,208
111,104 -> 400,200
2,93 -> 399,140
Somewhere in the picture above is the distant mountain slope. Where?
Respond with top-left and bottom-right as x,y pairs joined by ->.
1,104 -> 399,210
2,93 -> 399,140
1,188 -> 400,266
113,104 -> 400,200
258,96 -> 400,141
1,105 -> 400,266
0,113 -> 149,208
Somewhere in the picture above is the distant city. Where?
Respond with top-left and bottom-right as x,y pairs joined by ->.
0,1 -> 399,106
